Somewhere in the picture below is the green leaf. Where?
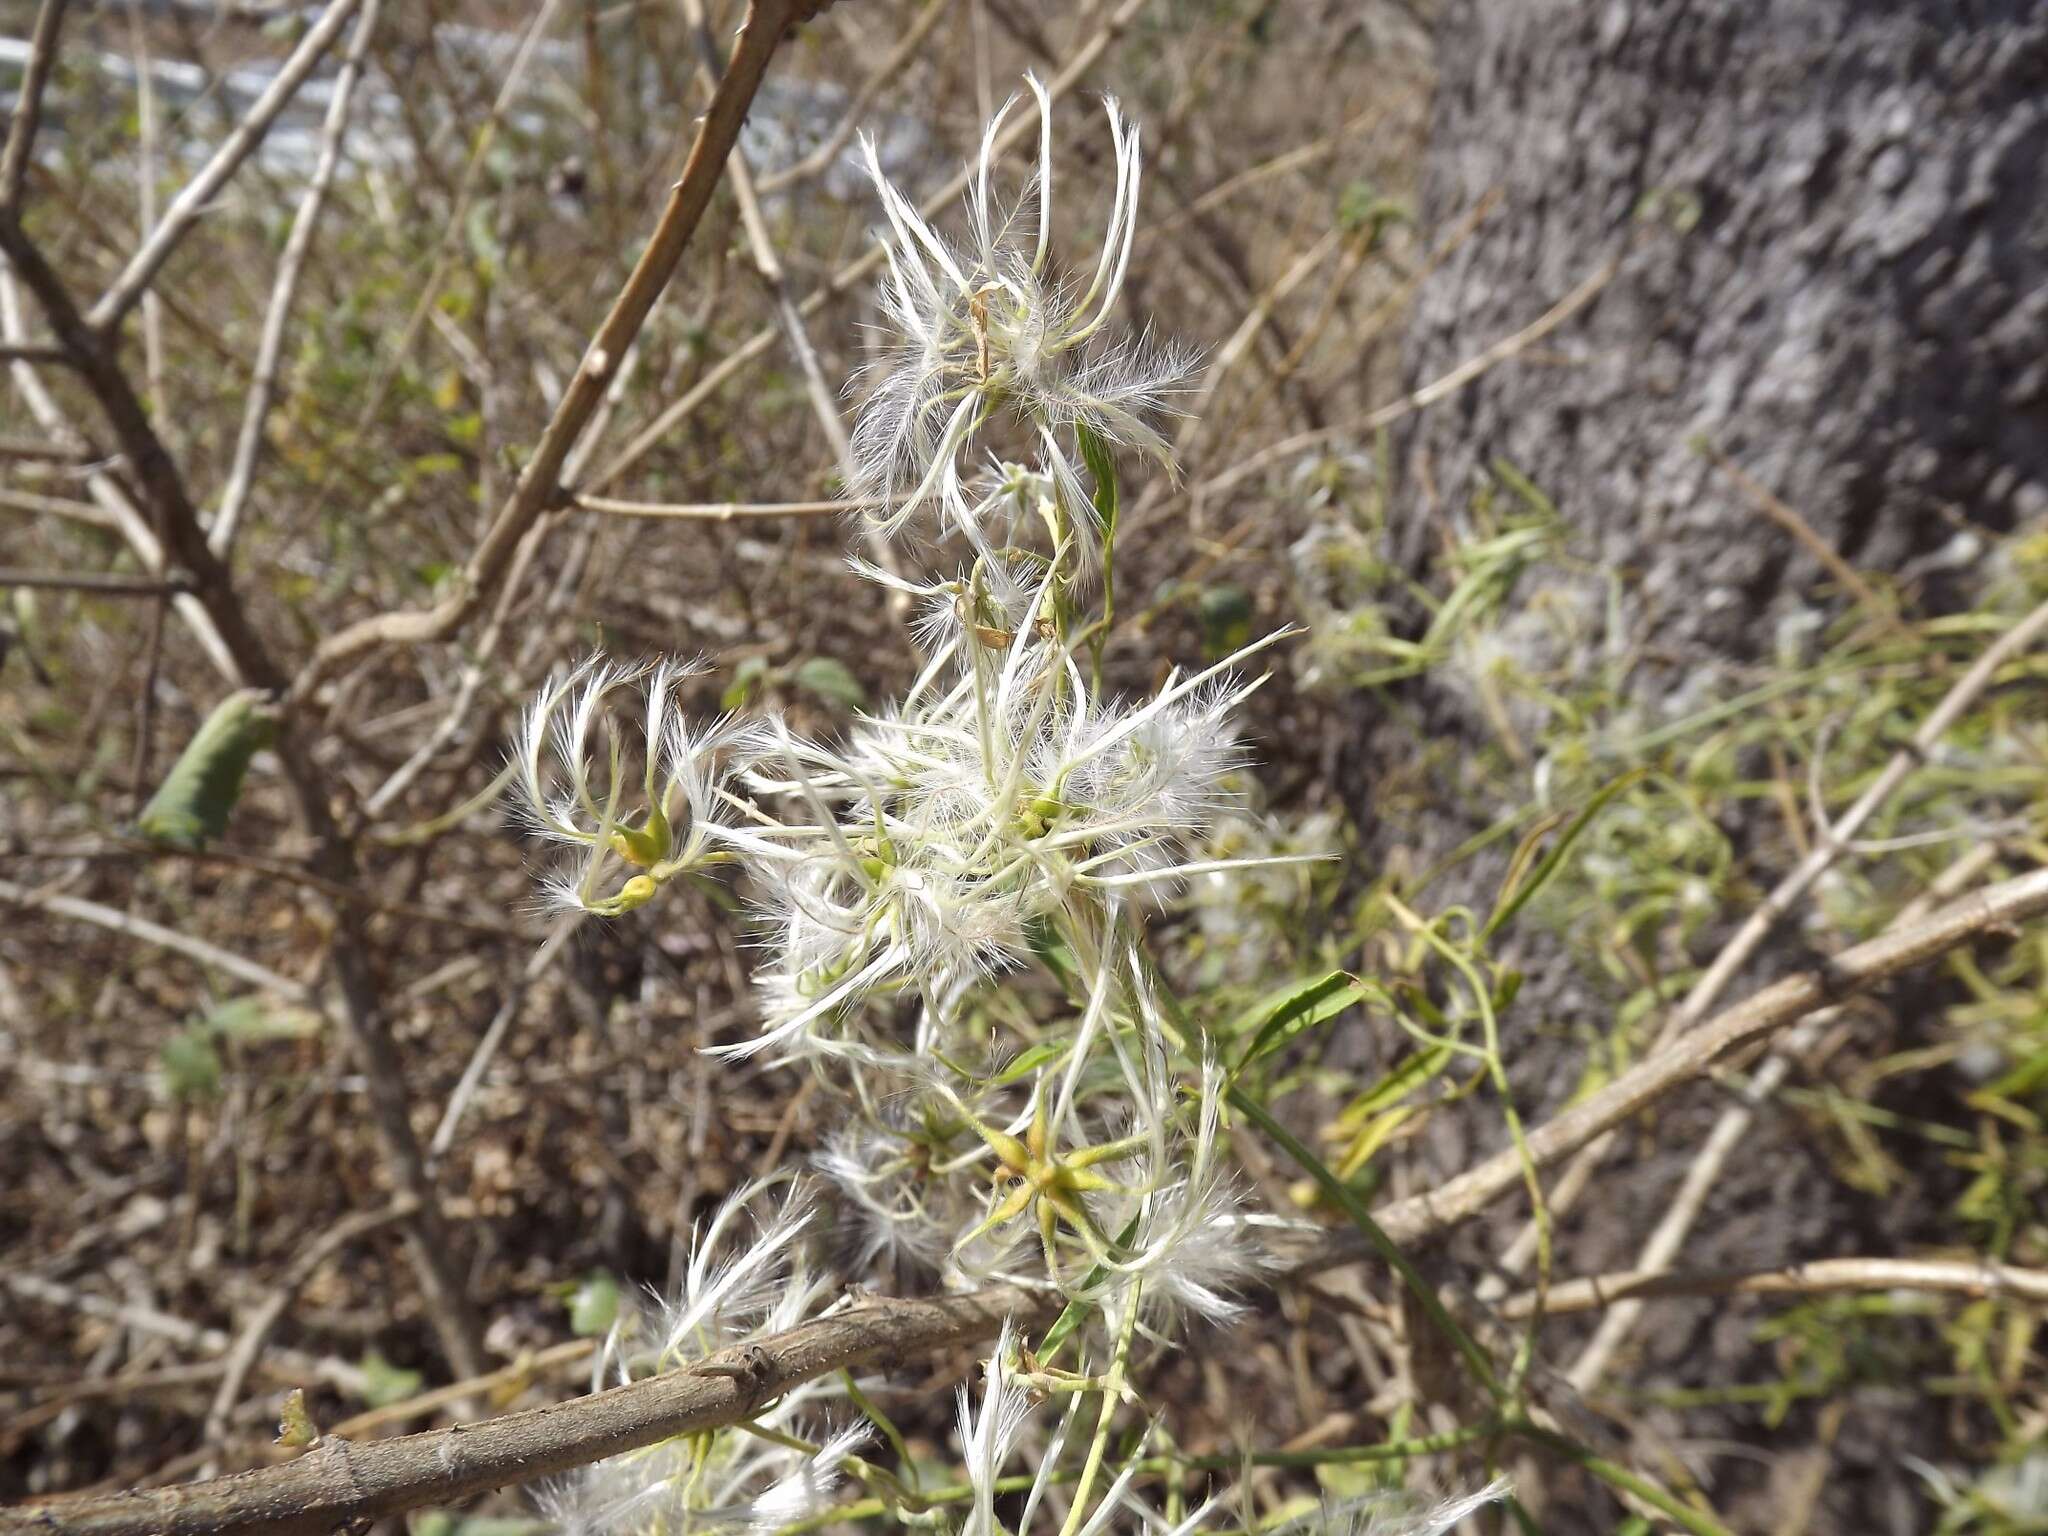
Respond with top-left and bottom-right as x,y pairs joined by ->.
1197,585 -> 1252,661
992,1039 -> 1067,1086
160,1025 -> 223,1101
1075,423 -> 1120,539
1482,769 -> 1646,941
135,690 -> 275,850
1331,1044 -> 1455,1179
275,1387 -> 318,1448
1231,971 -> 1372,1075
721,655 -> 769,710
1335,1044 -> 1455,1129
792,656 -> 865,711
408,453 -> 464,480
359,1350 -> 425,1408
567,1272 -> 621,1338
1979,1046 -> 2048,1102
1025,917 -> 1079,993
203,996 -> 321,1043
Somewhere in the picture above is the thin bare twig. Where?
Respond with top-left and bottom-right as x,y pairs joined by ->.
209,0 -> 385,559
574,494 -> 863,520
0,875 -> 316,999
1299,866 -> 2048,1259
0,0 -> 68,211
428,916 -> 581,1159
0,568 -> 192,595
0,485 -> 115,527
0,339 -> 69,364
88,0 -> 370,333
293,0 -> 839,699
1500,1256 -> 2048,1321
1702,439 -> 1914,645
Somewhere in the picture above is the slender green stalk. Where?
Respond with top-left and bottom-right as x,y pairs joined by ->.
1056,1278 -> 1143,1536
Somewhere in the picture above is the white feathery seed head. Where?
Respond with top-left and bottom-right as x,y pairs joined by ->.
849,75 -> 1199,549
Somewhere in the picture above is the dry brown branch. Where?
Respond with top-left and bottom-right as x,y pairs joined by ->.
0,0 -> 67,212
1311,866 -> 2048,1258
207,0 -> 385,559
578,0 -> 1155,500
291,0 -> 838,698
3,1287 -> 1048,1536
87,0 -> 369,333
319,1339 -> 599,1441
1558,841 -> 2003,1390
1499,1257 -> 2048,1321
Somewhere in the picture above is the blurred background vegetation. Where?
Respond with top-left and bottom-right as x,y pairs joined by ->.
2,2 -> 2043,1533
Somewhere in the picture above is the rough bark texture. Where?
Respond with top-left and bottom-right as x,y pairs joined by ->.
1402,1 -> 2047,652
1368,5 -> 2048,1532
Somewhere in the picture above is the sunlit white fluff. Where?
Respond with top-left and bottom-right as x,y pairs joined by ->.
538,1181 -> 860,1536
958,1321 -> 1034,1536
849,75 -> 1198,547
1291,1480 -> 1514,1536
514,654 -> 743,916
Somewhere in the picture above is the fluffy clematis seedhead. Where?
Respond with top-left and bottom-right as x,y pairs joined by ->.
849,75 -> 1199,551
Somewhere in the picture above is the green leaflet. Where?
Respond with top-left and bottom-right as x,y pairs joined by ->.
793,655 -> 866,711
566,1272 -> 621,1338
1482,767 -> 1646,941
1075,423 -> 1120,538
136,689 -> 275,850
1231,970 -> 1374,1075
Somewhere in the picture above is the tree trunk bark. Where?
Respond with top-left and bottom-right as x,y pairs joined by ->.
1402,0 -> 2046,659
1372,6 -> 2048,1530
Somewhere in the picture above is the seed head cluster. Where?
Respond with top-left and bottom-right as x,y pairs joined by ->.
518,81 -> 1500,1536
